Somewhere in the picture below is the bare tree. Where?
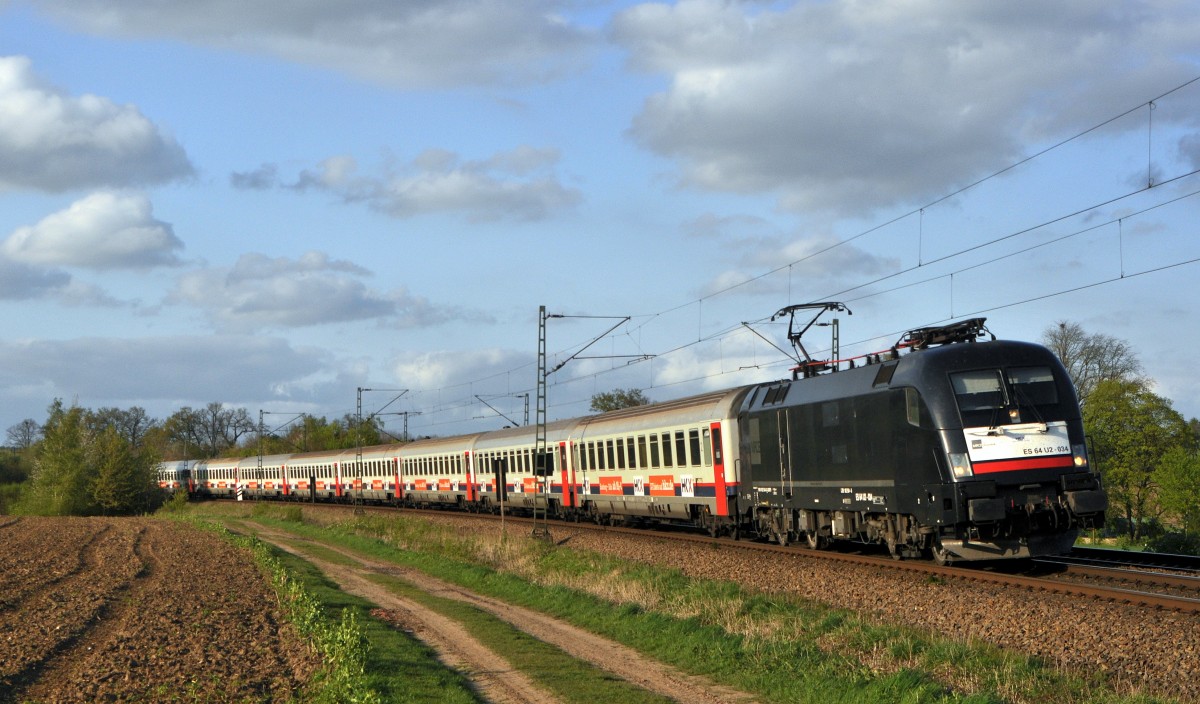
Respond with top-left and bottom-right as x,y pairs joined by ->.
90,407 -> 158,448
163,406 -> 204,457
5,419 -> 42,450
590,388 -> 651,413
1041,321 -> 1143,406
195,402 -> 256,456
163,403 -> 255,458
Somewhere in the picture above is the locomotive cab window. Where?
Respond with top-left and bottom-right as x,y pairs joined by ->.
1009,366 -> 1058,406
951,370 -> 1006,411
952,367 -> 1062,427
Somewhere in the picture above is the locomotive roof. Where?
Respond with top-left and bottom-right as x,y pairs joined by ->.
743,338 -> 1069,412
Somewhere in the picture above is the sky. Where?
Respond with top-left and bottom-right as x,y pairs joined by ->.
1,0 -> 1199,442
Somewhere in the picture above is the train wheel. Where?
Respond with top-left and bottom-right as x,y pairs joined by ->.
931,541 -> 955,566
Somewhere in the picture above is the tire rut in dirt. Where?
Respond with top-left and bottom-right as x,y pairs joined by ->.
11,524 -> 162,702
1,519 -> 319,703
0,522 -> 112,613
0,520 -> 143,699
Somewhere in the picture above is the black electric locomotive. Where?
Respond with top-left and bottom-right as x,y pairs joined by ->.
739,318 -> 1106,564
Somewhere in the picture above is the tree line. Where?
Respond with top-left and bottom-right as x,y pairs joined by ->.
2,321 -> 1198,552
0,402 -> 393,516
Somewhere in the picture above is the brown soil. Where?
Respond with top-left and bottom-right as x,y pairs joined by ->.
0,516 -> 319,703
241,521 -> 759,704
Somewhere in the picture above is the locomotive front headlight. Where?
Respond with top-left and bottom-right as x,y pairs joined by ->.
949,452 -> 973,478
1072,444 -> 1089,468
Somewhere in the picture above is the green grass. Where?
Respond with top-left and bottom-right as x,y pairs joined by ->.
271,532 -> 673,703
270,546 -> 481,704
366,571 -> 675,704
183,503 -> 1178,704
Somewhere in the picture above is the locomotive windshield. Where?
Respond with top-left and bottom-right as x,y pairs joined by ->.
950,366 -> 1060,426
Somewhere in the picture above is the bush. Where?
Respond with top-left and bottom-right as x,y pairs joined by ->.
1144,531 -> 1200,556
0,482 -> 25,514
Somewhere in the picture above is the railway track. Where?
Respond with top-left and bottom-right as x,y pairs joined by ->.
267,500 -> 1200,614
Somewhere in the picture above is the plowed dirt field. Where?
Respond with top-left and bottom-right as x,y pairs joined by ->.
0,516 -> 319,703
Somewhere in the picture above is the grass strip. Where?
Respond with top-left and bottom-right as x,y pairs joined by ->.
277,535 -> 674,704
365,570 -> 675,704
185,516 -> 480,704
268,542 -> 481,704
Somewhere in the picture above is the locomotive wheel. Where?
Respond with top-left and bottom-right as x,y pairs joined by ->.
886,536 -> 903,561
804,531 -> 828,550
931,541 -> 955,566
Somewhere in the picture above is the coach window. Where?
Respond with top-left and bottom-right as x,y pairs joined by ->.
604,440 -> 614,469
689,429 -> 702,466
637,436 -> 648,469
675,431 -> 687,467
662,433 -> 673,467
616,438 -> 626,469
626,436 -> 637,469
649,434 -> 660,468
701,428 -> 712,466
587,442 -> 597,470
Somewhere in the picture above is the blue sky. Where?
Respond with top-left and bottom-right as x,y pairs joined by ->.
1,0 -> 1199,440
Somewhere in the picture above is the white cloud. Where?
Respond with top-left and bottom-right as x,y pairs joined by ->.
688,214 -> 900,299
247,147 -> 581,221
172,251 -> 481,331
392,348 -> 531,391
0,56 -> 193,192
30,0 -> 596,89
1,191 -> 184,269
613,0 -> 1200,216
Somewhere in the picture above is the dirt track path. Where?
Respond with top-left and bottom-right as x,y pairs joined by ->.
242,522 -> 758,704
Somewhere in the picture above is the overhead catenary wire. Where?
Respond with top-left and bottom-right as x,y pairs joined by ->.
392,73 -> 1200,435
